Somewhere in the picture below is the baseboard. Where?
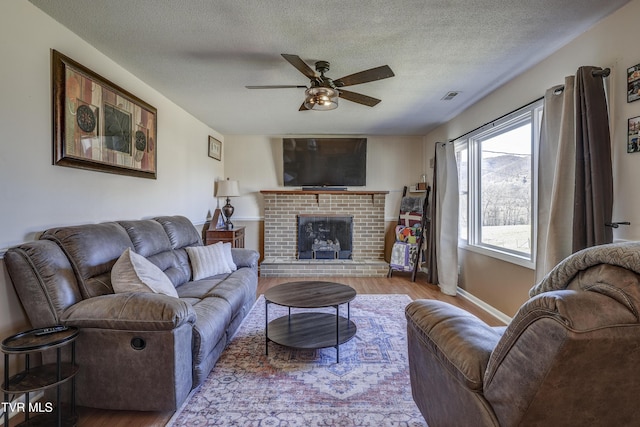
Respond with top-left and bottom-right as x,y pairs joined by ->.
457,287 -> 512,325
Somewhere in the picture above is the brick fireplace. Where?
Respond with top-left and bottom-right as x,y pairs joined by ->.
260,190 -> 389,277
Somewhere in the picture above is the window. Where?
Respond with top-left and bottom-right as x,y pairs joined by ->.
455,99 -> 543,267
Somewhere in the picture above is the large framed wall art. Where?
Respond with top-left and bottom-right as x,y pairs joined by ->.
52,50 -> 157,179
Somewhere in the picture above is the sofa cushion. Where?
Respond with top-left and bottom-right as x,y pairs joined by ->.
119,219 -> 190,287
186,244 -> 232,280
177,271 -> 254,315
190,296 -> 233,374
155,216 -> 203,282
61,292 -> 195,330
42,222 -> 134,298
118,220 -> 174,257
112,248 -> 178,297
5,241 -> 83,326
155,216 -> 202,248
206,269 -> 254,314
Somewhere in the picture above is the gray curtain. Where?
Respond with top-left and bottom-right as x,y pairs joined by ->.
535,66 -> 612,283
427,142 -> 458,295
573,66 -> 613,251
426,151 -> 440,285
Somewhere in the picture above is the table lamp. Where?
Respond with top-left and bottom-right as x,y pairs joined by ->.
215,178 -> 240,230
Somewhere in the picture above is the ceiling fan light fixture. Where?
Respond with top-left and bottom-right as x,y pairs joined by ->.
248,55 -> 392,110
304,87 -> 339,110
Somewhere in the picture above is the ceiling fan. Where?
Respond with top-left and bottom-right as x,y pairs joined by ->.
246,54 -> 394,111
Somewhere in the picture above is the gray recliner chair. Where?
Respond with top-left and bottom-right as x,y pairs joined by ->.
406,242 -> 640,426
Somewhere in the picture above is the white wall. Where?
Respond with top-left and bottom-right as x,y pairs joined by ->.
0,0 -> 225,377
223,135 -> 427,252
225,135 -> 426,220
425,0 -> 640,316
1,1 -> 225,250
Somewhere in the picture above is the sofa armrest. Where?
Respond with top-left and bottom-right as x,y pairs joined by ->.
231,248 -> 259,269
406,299 -> 503,391
60,293 -> 196,331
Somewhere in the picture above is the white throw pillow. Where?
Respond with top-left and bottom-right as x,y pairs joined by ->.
221,242 -> 237,272
111,248 -> 178,297
186,243 -> 232,280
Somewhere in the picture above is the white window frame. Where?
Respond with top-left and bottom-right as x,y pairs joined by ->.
455,99 -> 543,269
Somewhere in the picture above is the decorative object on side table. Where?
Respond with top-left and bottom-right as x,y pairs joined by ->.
417,174 -> 428,190
215,178 -> 240,230
208,136 -> 222,160
52,50 -> 157,179
210,208 -> 225,230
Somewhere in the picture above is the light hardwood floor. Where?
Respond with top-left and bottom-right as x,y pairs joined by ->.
17,274 -> 503,427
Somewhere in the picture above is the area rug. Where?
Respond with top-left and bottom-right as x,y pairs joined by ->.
168,294 -> 427,426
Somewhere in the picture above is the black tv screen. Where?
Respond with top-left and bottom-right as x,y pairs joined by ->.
283,138 -> 367,187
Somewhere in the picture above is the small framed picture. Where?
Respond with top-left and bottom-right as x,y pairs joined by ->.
627,64 -> 640,103
208,136 -> 222,160
212,208 -> 225,229
628,116 -> 640,153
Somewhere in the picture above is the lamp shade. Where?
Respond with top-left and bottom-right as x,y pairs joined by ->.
304,87 -> 339,111
216,179 -> 240,197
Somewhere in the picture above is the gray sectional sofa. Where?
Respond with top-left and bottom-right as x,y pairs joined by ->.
4,215 -> 259,411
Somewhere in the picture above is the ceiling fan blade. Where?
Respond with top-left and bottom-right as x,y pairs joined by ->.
281,54 -> 317,80
299,103 -> 310,111
245,85 -> 307,89
334,65 -> 395,87
338,89 -> 381,107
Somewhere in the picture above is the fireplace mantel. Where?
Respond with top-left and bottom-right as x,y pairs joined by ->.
260,190 -> 389,195
261,190 -> 388,205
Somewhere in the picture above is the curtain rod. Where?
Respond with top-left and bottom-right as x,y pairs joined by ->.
553,67 -> 611,95
593,67 -> 611,77
449,67 -> 610,142
449,96 -> 543,143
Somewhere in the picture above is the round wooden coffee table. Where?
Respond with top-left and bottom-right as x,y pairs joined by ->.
264,281 -> 357,363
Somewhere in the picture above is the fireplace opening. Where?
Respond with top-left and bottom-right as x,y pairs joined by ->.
297,215 -> 353,260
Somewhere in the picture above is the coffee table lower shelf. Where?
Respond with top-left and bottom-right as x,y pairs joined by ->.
266,312 -> 356,362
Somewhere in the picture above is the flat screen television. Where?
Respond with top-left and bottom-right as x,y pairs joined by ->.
283,138 -> 367,187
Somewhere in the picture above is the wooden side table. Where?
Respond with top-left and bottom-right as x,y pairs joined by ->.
2,326 -> 79,427
205,225 -> 245,248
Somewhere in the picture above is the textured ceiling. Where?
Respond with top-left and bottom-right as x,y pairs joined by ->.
29,0 -> 630,136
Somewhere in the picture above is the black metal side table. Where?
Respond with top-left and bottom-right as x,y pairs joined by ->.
2,326 -> 79,427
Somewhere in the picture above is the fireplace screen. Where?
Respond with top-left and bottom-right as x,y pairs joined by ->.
297,215 -> 353,259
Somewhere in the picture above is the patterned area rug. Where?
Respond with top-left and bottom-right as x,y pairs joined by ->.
168,294 -> 427,426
